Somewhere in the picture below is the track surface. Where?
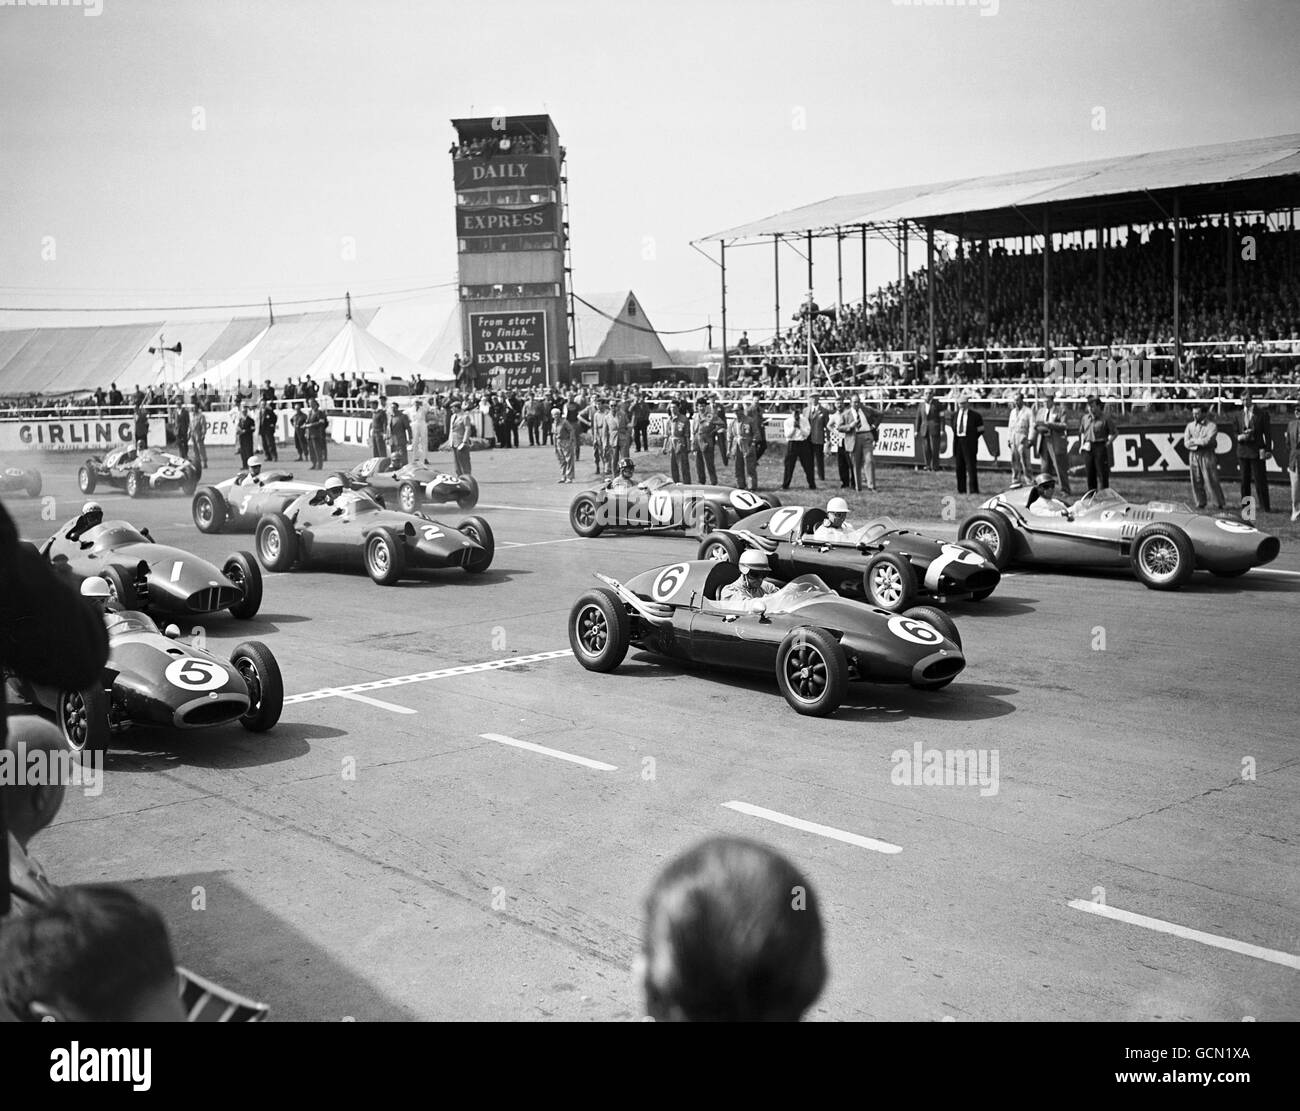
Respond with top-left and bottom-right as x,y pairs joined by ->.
7,444 -> 1298,1021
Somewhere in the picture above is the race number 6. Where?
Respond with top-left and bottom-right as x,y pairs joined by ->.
651,562 -> 689,602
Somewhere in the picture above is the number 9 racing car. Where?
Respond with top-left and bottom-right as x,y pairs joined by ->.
78,446 -> 200,498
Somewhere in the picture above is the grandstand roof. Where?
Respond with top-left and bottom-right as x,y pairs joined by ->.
701,132 -> 1300,243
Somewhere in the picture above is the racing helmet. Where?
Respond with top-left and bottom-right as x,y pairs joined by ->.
247,454 -> 264,471
1034,471 -> 1056,491
80,501 -> 103,526
826,497 -> 849,515
618,458 -> 635,477
80,577 -> 111,600
323,475 -> 344,493
739,549 -> 769,574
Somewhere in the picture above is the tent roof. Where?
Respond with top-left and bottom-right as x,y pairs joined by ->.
0,323 -> 162,395
700,132 -> 1300,242
572,292 -> 673,365
178,327 -> 269,391
303,319 -> 449,383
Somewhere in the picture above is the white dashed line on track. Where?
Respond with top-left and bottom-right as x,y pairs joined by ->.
498,537 -> 585,549
723,801 -> 903,855
1252,567 -> 1300,579
479,503 -> 570,514
334,691 -> 417,714
1067,899 -> 1300,969
283,649 -> 573,705
481,732 -> 617,771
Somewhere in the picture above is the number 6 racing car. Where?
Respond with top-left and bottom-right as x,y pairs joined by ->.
78,446 -> 200,498
958,485 -> 1281,589
569,472 -> 779,539
697,504 -> 1001,612
568,559 -> 965,716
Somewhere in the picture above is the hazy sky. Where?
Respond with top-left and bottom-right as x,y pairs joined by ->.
2,0 -> 1298,346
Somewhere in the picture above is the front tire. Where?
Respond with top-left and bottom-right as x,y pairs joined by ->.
224,552 -> 263,619
457,516 -> 494,574
697,531 -> 742,563
78,463 -> 97,495
958,511 -> 1014,571
903,605 -> 961,650
1130,522 -> 1195,590
568,587 -> 631,672
58,684 -> 110,754
776,627 -> 847,717
397,481 -> 419,514
231,641 -> 283,732
456,474 -> 480,511
126,469 -> 143,498
192,486 -> 227,533
364,530 -> 406,585
254,513 -> 298,572
569,492 -> 604,537
863,552 -> 917,612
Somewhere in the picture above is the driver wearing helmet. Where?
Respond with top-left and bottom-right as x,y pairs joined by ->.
236,454 -> 265,486
64,501 -> 104,544
306,473 -> 347,511
79,576 -> 113,612
718,548 -> 782,606
607,458 -> 637,492
1026,471 -> 1071,517
809,496 -> 854,544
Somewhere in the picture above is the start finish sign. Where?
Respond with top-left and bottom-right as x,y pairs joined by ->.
469,310 -> 548,390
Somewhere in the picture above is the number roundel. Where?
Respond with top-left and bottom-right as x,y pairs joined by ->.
158,466 -> 180,479
941,543 -> 982,565
768,506 -> 802,536
650,562 -> 690,603
648,490 -> 674,525
164,658 -> 228,692
730,489 -> 761,511
432,473 -> 458,486
1214,519 -> 1256,534
887,615 -> 944,646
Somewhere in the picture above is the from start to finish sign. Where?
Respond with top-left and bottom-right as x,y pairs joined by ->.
470,311 -> 548,388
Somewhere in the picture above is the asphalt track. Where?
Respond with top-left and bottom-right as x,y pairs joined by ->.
7,443 -> 1298,1022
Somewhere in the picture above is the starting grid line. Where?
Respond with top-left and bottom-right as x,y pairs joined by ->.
283,649 -> 573,706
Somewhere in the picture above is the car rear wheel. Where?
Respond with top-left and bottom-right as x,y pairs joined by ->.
78,462 -> 96,495
255,513 -> 298,572
397,481 -> 419,514
192,486 -> 227,533
568,587 -> 630,672
100,565 -> 140,610
863,552 -> 917,612
1130,523 -> 1195,590
903,605 -> 961,651
58,684 -> 110,754
457,516 -> 494,574
776,627 -> 847,717
126,469 -> 143,498
697,531 -> 742,563
456,474 -> 480,511
364,530 -> 406,585
224,552 -> 263,619
958,511 -> 1014,571
24,472 -> 41,498
231,641 -> 283,733
569,493 -> 604,537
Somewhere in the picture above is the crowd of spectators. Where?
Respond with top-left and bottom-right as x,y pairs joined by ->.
451,132 -> 554,158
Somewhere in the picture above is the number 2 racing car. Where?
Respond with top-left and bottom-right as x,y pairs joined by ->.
697,504 -> 1001,612
568,559 -> 966,716
345,457 -> 480,514
78,445 -> 200,498
253,486 -> 494,586
958,485 -> 1281,590
568,472 -> 779,539
7,609 -> 282,753
0,464 -> 42,497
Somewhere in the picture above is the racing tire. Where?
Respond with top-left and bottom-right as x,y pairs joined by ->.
180,473 -> 198,497
77,462 -> 97,495
956,537 -> 998,600
126,469 -> 144,498
903,605 -> 962,651
958,511 -> 1014,571
364,530 -> 406,586
192,486 -> 227,533
57,684 -> 110,754
568,587 -> 630,673
397,481 -> 419,514
1130,522 -> 1195,590
100,565 -> 140,611
696,502 -> 719,538
224,551 -> 263,619
569,492 -> 604,538
24,472 -> 41,498
457,516 -> 494,575
455,474 -> 480,511
255,513 -> 298,572
1211,567 -> 1249,578
231,641 -> 283,733
863,552 -> 918,613
776,627 -> 847,717
697,531 -> 742,563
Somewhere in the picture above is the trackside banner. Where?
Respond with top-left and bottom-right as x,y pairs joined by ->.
0,417 -> 167,453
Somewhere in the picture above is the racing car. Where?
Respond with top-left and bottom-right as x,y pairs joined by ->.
568,559 -> 966,716
345,457 -> 479,514
253,485 -> 494,585
41,517 -> 262,619
78,445 -> 200,498
569,472 -> 779,539
958,485 -> 1282,590
191,467 -> 333,533
0,464 -> 41,497
8,609 -> 282,753
696,504 -> 1001,612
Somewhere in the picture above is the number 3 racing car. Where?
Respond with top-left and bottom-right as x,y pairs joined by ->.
79,446 -> 200,498
0,464 -> 42,497
568,559 -> 966,716
191,466 -> 339,534
345,457 -> 480,514
569,472 -> 780,539
958,485 -> 1281,590
253,485 -> 494,585
8,609 -> 282,753
697,504 -> 1001,612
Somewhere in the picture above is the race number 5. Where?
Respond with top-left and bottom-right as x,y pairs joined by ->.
648,490 -> 674,525
768,506 -> 802,536
163,658 -> 227,691
650,562 -> 689,602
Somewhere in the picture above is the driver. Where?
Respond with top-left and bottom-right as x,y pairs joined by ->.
79,575 -> 115,614
809,497 -> 854,543
718,549 -> 782,605
236,454 -> 265,486
607,458 -> 637,492
308,474 -> 347,509
1026,472 -> 1071,516
64,501 -> 104,543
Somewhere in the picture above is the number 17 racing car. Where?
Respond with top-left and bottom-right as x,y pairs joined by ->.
958,484 -> 1281,590
568,559 -> 965,716
569,470 -> 780,539
345,457 -> 480,514
78,446 -> 200,498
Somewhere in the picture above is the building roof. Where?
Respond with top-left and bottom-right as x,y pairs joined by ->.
571,292 -> 673,365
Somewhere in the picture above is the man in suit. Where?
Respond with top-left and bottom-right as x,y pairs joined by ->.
1235,391 -> 1272,513
950,395 -> 984,494
913,389 -> 943,472
1285,399 -> 1300,522
1033,389 -> 1072,495
1079,395 -> 1117,491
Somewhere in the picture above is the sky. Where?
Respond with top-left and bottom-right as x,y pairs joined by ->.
2,0 -> 1298,352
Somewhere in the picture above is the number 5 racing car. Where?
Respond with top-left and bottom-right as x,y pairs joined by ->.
697,504 -> 1001,612
568,559 -> 965,716
568,472 -> 779,539
345,457 -> 480,514
78,446 -> 200,498
7,609 -> 282,753
958,485 -> 1281,590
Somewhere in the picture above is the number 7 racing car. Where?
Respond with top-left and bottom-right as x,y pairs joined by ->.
568,559 -> 965,716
